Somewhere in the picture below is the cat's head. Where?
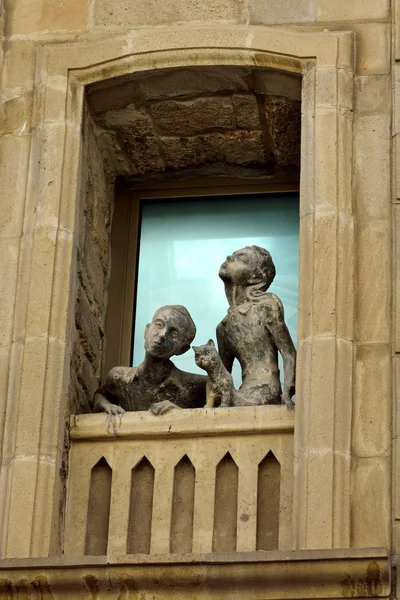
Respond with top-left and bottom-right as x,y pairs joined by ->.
193,339 -> 217,369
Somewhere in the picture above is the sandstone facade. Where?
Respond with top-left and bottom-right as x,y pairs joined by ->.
0,0 -> 398,598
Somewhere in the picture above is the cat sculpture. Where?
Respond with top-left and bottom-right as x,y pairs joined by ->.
193,339 -> 234,408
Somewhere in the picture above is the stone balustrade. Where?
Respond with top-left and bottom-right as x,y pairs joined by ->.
64,406 -> 294,557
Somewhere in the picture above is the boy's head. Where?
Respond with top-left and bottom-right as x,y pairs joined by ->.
144,305 -> 196,358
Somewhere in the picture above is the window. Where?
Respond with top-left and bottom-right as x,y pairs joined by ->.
105,181 -> 299,384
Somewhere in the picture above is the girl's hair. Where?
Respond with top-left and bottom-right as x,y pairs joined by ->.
247,245 -> 276,290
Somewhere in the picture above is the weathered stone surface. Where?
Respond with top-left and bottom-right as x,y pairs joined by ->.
354,114 -> 391,220
93,0 -> 245,28
356,219 -> 391,343
355,75 -> 391,115
0,135 -> 30,237
7,0 -> 89,34
87,66 -> 300,114
316,0 -> 389,21
265,100 -> 301,166
223,131 -> 269,166
75,288 -> 103,364
150,97 -> 235,135
120,126 -> 165,175
0,93 -> 33,135
2,40 -> 36,95
161,130 -> 269,170
249,0 -> 315,24
232,94 -> 261,129
353,23 -> 390,75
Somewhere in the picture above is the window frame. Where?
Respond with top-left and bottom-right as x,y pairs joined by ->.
105,177 -> 299,375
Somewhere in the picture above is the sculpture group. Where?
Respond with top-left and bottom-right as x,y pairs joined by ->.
93,245 -> 296,415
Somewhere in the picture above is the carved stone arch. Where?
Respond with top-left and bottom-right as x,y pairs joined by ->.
0,26 -> 355,558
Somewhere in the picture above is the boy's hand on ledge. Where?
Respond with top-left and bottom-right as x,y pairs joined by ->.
149,400 -> 179,416
93,393 -> 125,416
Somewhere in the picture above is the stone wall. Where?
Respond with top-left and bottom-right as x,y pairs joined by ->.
88,67 -> 301,182
0,0 -> 396,567
68,108 -> 114,414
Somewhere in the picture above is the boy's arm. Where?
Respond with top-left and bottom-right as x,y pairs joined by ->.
267,296 -> 296,408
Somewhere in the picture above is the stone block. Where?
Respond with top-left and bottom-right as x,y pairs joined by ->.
82,230 -> 106,310
265,100 -> 301,167
47,229 -> 74,344
395,357 -> 400,519
2,458 -> 38,557
7,0 -> 89,34
315,68 -> 338,109
0,238 -> 20,347
355,219 -> 390,343
35,123 -> 66,229
316,0 -> 389,21
116,110 -> 164,176
308,337 -> 336,449
313,213 -> 337,335
298,213 -> 314,340
354,114 -> 391,220
395,207 -> 400,353
96,130 -> 132,178
223,131 -> 267,166
353,23 -> 390,75
249,0 -> 315,24
160,136 -> 209,170
0,135 -> 30,238
232,94 -> 261,129
0,92 -> 33,136
75,287 -> 102,363
2,41 -> 36,95
352,344 -> 391,458
355,75 -> 390,115
351,457 -> 390,548
161,130 -> 268,170
150,97 -> 234,136
24,227 -> 60,339
93,0 -> 245,28
0,345 -> 11,450
314,108 -> 338,212
32,338 -> 68,457
335,215 -> 354,341
14,337 -> 49,456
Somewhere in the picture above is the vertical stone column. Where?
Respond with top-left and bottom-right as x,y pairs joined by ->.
293,43 -> 355,549
351,61 -> 391,549
392,50 -> 400,563
0,45 -> 81,557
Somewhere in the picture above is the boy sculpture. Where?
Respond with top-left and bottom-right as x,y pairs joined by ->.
217,245 -> 296,408
92,305 -> 206,415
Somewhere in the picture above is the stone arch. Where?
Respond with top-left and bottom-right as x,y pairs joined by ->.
0,27 -> 355,558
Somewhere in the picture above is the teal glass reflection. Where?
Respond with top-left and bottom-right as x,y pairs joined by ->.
132,193 -> 299,388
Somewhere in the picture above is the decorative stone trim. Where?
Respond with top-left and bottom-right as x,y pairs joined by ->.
0,25 -> 355,558
0,549 -> 390,599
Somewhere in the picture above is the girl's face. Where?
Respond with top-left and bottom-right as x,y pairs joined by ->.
219,247 -> 258,285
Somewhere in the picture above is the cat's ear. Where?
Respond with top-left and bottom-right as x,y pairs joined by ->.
192,346 -> 199,352
208,339 -> 215,347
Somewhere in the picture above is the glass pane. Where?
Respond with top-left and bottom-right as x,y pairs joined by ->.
133,193 -> 298,388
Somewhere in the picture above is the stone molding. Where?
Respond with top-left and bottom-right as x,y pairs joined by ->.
0,25 -> 355,557
70,405 -> 295,440
0,549 -> 390,599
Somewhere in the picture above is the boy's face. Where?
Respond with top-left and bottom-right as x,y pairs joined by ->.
219,247 -> 258,285
144,308 -> 187,358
